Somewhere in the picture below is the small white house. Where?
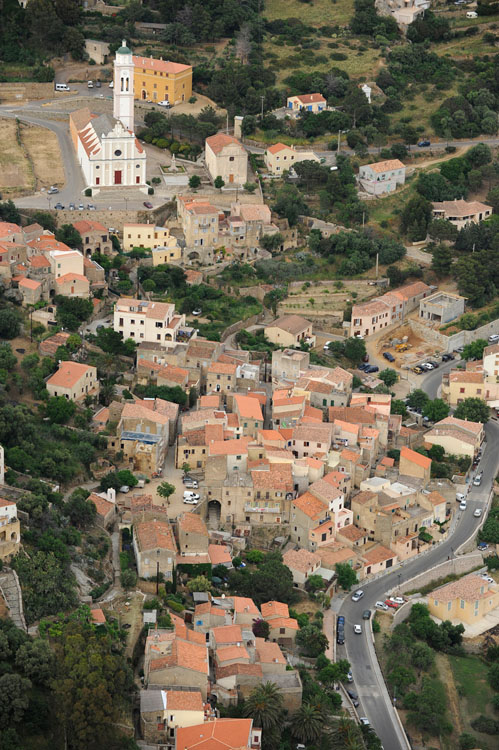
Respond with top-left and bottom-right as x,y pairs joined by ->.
358,159 -> 406,196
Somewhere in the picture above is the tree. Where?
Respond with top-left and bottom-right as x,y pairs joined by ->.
32,210 -> 57,233
387,665 -> 416,695
488,662 -> 499,691
431,243 -> 453,277
423,398 -> 449,422
244,682 -> 284,748
407,389 -> 429,410
411,642 -> 434,673
181,462 -> 191,475
0,309 -> 20,339
461,339 -> 488,361
189,174 -> 201,189
243,182 -> 257,193
45,396 -> 76,424
187,575 -> 212,592
121,569 -> 137,590
335,562 -> 358,590
15,638 -> 54,685
252,618 -> 270,639
486,186 -> 499,214
306,574 -> 324,593
454,398 -> 490,423
55,223 -> 82,248
428,219 -> 457,244
400,195 -> 432,241
0,673 -> 31,728
391,399 -> 407,417
291,702 -> 324,744
0,200 -> 21,224
64,492 -> 97,529
343,337 -> 367,365
157,482 -> 175,503
214,176 -> 225,191
379,368 -> 398,387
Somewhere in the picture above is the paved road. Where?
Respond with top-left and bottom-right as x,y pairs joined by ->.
244,137 -> 499,157
333,418 -> 499,749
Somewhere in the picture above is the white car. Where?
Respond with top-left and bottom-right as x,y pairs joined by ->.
456,493 -> 466,502
460,501 -> 467,510
422,362 -> 434,370
375,601 -> 389,611
192,308 -> 202,316
389,596 -> 405,605
359,718 -> 370,726
353,624 -> 362,634
474,508 -> 482,517
183,497 -> 198,505
183,491 -> 200,501
481,574 -> 494,583
109,81 -> 114,88
158,100 -> 171,107
473,475 -> 482,486
119,485 -> 130,493
351,590 -> 364,602
323,341 -> 332,351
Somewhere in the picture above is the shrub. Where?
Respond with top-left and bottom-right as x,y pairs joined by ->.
148,187 -> 154,195
84,188 -> 92,197
166,599 -> 184,613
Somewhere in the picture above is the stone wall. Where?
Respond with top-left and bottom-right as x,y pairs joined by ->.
0,83 -> 62,103
395,552 -> 483,597
220,312 -> 264,342
409,316 -> 499,354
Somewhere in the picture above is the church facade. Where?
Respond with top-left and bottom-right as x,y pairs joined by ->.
69,40 -> 147,193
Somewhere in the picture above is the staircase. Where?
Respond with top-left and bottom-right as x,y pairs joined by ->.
0,568 -> 27,632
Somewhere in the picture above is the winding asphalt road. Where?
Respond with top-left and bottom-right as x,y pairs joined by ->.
332,364 -> 499,749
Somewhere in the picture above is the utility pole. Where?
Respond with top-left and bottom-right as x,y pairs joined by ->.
226,111 -> 229,134
260,96 -> 265,119
337,130 -> 341,154
375,252 -> 379,279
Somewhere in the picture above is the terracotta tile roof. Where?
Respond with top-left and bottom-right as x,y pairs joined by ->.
206,133 -> 244,154
244,391 -> 267,406
208,544 -> 232,566
436,416 -> 484,434
89,492 -> 114,519
90,607 -> 106,624
133,54 -> 191,74
293,422 -> 333,444
208,361 -> 238,375
432,574 -> 493,603
0,498 -> 16,508
283,547 -> 321,573
47,362 -> 95,389
251,464 -> 292,491
55,272 -> 89,286
135,520 -> 177,552
363,544 -> 395,565
340,447 -> 362,463
268,314 -> 311,335
233,393 -> 263,421
19,277 -> 41,290
380,456 -> 395,467
400,446 -> 431,469
174,618 -> 207,645
258,429 -> 284,443
165,690 -> 204,712
212,624 -> 243,644
427,491 -> 447,506
255,637 -> 286,664
267,616 -> 299,631
261,601 -> 289,619
432,199 -> 492,218
316,543 -> 356,566
209,438 -> 250,456
29,255 -> 51,268
232,596 -> 260,615
366,159 -> 405,173
178,512 -> 208,537
200,395 -> 220,408
352,490 -> 376,506
73,219 -> 107,233
176,718 -> 253,750
150,639 -> 208,674
391,281 -> 430,301
293,491 -> 328,520
121,401 -> 170,425
267,142 -> 290,155
216,663 -> 263,680
216,645 -> 249,662
291,93 -> 326,104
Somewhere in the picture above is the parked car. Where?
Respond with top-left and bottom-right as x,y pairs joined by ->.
54,203 -> 64,210
358,363 -> 369,371
488,334 -> 499,344
323,341 -> 332,351
183,497 -> 199,505
359,718 -> 370,726
69,202 -> 75,210
87,203 -> 96,210
347,689 -> 359,707
481,573 -> 494,583
427,360 -> 439,368
119,485 -> 130,493
364,365 -> 379,374
418,140 -> 431,147
473,473 -> 483,486
385,599 -> 399,609
421,363 -> 434,371
346,670 -> 353,683
353,624 -> 362,634
478,542 -> 489,551
158,100 -> 171,107
143,201 -> 153,209
375,601 -> 389,611
351,590 -> 364,602
474,508 -> 483,518
390,596 -> 405,605
183,491 -> 200,501
442,353 -> 455,362
383,351 -> 395,362
456,493 -> 466,502
412,366 -> 424,374
362,610 -> 371,620
87,81 -> 94,88
48,186 -> 59,194
78,203 -> 84,210
109,81 -> 114,88
184,481 -> 198,489
95,80 -> 101,88
459,500 -> 467,510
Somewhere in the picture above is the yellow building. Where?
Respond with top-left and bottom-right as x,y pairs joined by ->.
429,574 -> 499,626
0,499 -> 21,563
132,55 -> 192,105
123,223 -> 177,252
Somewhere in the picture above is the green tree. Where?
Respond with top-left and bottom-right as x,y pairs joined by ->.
454,398 -> 490,423
486,186 -> 499,214
379,368 -> 398,387
189,174 -> 201,189
335,562 -> 358,590
431,243 -> 453,277
214,176 -> 225,191
291,702 -> 325,744
306,574 -> 324,593
407,389 -> 430,410
252,618 -> 270,638
391,399 -> 408,417
55,223 -> 82,248
187,575 -> 212,592
0,309 -> 21,339
428,219 -> 457,243
423,398 -> 449,422
64,491 -> 97,529
411,642 -> 434,673
0,673 -> 31,727
121,569 -> 137,590
244,682 -> 284,749
45,396 -> 76,424
157,482 -> 175,503
387,665 -> 416,695
488,662 -> 499,691
181,462 -> 192,475
32,210 -> 57,233
343,337 -> 367,365
400,195 -> 432,241
461,339 -> 488,361
15,638 -> 54,685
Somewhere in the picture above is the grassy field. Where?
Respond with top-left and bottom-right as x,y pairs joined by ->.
0,119 -> 33,195
20,123 -> 65,191
264,0 -> 353,26
449,654 -> 494,718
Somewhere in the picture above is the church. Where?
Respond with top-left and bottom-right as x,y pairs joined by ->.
69,41 -> 147,193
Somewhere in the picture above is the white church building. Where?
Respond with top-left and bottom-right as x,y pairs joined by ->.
69,41 -> 147,193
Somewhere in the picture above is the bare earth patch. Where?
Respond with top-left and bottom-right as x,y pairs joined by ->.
20,122 -> 65,190
0,118 -> 32,194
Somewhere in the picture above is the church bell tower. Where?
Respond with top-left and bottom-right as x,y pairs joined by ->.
113,40 -> 135,132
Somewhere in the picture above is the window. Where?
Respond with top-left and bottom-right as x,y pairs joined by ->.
114,149 -> 122,157
460,599 -> 465,609
229,156 -> 234,161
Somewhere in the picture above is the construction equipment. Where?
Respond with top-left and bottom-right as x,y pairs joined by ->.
395,343 -> 410,352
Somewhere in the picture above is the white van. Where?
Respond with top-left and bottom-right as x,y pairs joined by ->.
466,11 -> 478,18
55,83 -> 70,92
87,81 -> 94,88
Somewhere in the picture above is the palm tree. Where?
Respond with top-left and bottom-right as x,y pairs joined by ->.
243,682 -> 284,734
328,716 -> 365,750
291,702 -> 324,744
